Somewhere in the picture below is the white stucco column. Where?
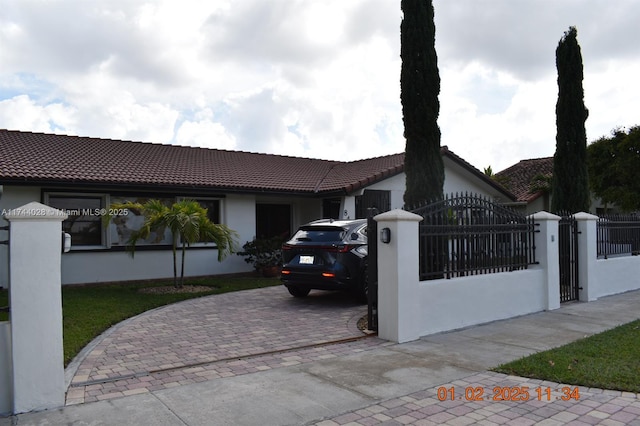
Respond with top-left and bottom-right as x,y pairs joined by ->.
0,322 -> 11,415
4,202 -> 67,414
530,211 -> 561,311
574,212 -> 599,302
341,196 -> 357,220
374,209 -> 423,343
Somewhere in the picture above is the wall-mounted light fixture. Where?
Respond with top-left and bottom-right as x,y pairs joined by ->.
380,227 -> 391,244
62,232 -> 71,253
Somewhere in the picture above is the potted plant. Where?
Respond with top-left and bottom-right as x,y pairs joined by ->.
237,236 -> 284,277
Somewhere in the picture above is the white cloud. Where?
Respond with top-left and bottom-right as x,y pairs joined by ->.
175,118 -> 237,150
0,95 -> 76,133
1,0 -> 639,173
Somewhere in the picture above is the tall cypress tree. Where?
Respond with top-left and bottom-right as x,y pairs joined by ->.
551,26 -> 590,213
401,0 -> 444,207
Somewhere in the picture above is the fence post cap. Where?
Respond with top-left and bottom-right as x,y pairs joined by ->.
374,209 -> 423,223
573,212 -> 599,221
529,211 -> 561,221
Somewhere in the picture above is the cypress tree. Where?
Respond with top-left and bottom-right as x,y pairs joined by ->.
551,26 -> 590,213
401,0 -> 444,207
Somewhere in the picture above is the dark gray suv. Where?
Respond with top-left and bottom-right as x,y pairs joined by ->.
280,219 -> 368,298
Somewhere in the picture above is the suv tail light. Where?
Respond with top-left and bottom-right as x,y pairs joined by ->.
282,244 -> 357,253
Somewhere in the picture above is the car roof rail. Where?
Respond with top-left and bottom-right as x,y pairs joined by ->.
308,218 -> 335,224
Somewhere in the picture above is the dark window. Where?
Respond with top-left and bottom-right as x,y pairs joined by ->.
193,199 -> 222,244
355,190 -> 390,218
196,199 -> 221,224
322,198 -> 342,219
256,204 -> 291,239
48,195 -> 104,246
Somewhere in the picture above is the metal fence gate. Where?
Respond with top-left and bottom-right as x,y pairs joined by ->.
411,193 -> 538,280
0,220 -> 9,316
367,210 -> 378,331
558,214 -> 580,302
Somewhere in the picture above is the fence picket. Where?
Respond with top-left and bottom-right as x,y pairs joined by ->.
409,193 -> 538,280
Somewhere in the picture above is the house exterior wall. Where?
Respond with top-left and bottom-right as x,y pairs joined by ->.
361,173 -> 406,211
443,159 -> 505,201
341,196 -> 357,220
0,186 -> 261,286
345,168 -> 505,219
525,197 -> 547,215
0,185 -> 330,285
60,193 -> 257,285
292,198 -> 322,229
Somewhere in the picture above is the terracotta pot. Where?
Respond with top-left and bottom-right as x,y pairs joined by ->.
261,266 -> 280,277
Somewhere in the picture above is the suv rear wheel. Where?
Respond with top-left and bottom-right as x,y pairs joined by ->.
287,286 -> 311,298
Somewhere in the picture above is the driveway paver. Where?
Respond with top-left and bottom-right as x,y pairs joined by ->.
66,286 -> 379,404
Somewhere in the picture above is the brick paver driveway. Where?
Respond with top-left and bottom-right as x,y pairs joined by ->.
66,286 -> 384,405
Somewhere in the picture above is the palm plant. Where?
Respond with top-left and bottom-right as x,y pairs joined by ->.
108,199 -> 238,288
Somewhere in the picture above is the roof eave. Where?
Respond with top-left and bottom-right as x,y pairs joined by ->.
0,178 -> 325,198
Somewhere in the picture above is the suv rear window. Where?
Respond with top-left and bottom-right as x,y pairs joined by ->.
292,227 -> 346,242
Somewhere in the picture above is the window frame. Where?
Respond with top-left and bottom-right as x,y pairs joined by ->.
43,192 -> 227,251
44,192 -> 108,250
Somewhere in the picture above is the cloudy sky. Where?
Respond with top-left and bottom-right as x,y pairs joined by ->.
1,0 -> 639,172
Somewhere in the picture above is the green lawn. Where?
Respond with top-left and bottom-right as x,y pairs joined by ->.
0,276 -> 280,365
493,319 -> 640,393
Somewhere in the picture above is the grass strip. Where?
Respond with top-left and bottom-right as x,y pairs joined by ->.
493,319 -> 640,393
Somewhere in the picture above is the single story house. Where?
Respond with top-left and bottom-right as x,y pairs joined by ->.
496,157 -> 612,216
0,129 -> 515,285
495,157 -> 554,215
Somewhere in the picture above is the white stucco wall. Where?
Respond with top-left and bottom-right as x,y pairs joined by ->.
0,321 -> 11,415
375,209 -> 560,343
443,159 -> 503,200
418,269 -> 546,336
525,197 -> 547,215
361,173 -> 406,210
594,256 -> 640,298
61,248 -> 251,285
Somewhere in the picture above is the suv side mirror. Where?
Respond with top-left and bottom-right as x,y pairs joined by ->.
350,233 -> 359,240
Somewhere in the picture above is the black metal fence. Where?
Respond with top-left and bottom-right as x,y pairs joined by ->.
597,214 -> 640,258
410,193 -> 538,281
366,209 -> 379,332
558,214 -> 580,302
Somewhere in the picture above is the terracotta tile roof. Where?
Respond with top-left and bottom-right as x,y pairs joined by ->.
495,157 -> 553,202
0,129 -> 405,195
315,153 -> 405,193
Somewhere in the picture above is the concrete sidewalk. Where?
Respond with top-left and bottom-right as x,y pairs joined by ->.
3,289 -> 640,425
